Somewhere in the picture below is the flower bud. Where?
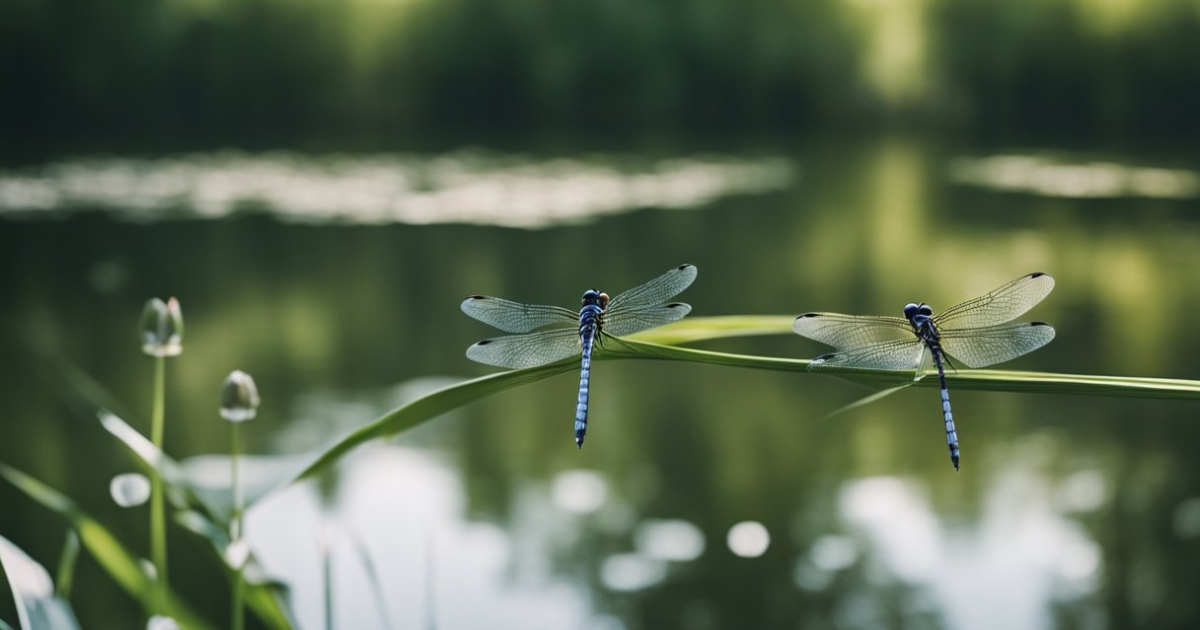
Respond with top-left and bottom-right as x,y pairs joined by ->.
109,472 -> 151,508
220,370 -> 260,422
146,615 -> 180,630
139,297 -> 184,357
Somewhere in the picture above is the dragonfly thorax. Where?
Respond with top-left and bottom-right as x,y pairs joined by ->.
581,289 -> 610,310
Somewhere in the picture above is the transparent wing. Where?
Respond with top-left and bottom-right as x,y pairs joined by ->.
793,313 -> 914,351
461,296 -> 578,333
939,322 -> 1056,368
606,264 -> 698,312
465,328 -> 581,369
934,273 -> 1055,329
605,303 -> 692,337
808,339 -> 927,371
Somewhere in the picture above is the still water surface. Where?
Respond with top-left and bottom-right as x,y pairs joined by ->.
2,134 -> 1199,629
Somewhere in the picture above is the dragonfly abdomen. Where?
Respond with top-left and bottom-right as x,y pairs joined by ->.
575,299 -> 605,448
930,345 -> 961,471
575,325 -> 598,448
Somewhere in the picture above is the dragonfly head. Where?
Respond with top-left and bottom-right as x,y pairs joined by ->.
904,302 -> 934,321
581,289 -> 609,309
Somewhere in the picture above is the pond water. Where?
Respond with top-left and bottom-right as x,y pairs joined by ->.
2,133 -> 1199,629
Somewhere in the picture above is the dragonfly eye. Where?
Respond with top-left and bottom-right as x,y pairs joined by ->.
598,292 -> 610,308
903,303 -> 919,318
919,305 -> 933,317
581,289 -> 601,304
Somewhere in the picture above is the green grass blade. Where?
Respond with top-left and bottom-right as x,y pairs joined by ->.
0,533 -> 81,630
627,315 -> 795,345
290,362 -> 576,483
285,318 -> 1200,487
53,531 -> 80,600
0,464 -> 215,630
605,338 -> 1200,398
95,414 -> 295,630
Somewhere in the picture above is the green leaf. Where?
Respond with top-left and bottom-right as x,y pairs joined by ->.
53,532 -> 79,600
627,315 -> 795,345
290,362 -> 577,483
285,316 -> 1200,485
0,464 -> 215,630
94,413 -> 295,630
606,337 -> 1200,399
0,533 -> 81,630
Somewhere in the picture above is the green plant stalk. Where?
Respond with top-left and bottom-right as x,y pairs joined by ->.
231,421 -> 244,630
55,530 -> 81,599
0,464 -> 218,630
232,572 -> 245,630
95,412 -> 294,629
323,527 -> 334,630
149,355 -> 168,609
283,322 -> 1200,488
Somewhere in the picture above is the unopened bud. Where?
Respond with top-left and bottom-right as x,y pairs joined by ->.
220,370 -> 260,422
109,473 -> 151,508
146,615 -> 180,630
139,297 -> 184,357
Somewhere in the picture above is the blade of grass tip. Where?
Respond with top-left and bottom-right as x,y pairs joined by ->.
346,524 -> 393,630
818,383 -> 917,422
288,361 -> 577,486
322,524 -> 335,630
54,531 -> 80,600
424,526 -> 436,630
0,533 -> 82,630
0,464 -> 217,630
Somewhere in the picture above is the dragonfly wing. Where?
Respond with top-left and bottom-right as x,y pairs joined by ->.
934,273 -> 1055,329
793,313 -> 914,351
461,296 -> 578,333
465,328 -> 580,369
940,322 -> 1056,368
604,303 -> 692,337
809,339 -> 927,370
606,264 -> 698,312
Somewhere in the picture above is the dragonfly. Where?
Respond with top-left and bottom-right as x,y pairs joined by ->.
461,264 -> 698,448
792,272 -> 1056,471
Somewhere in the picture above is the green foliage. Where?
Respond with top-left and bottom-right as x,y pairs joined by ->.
284,316 -> 1200,484
0,533 -> 81,630
0,464 -> 215,630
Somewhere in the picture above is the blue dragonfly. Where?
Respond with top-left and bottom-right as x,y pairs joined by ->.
792,273 -> 1056,471
461,264 -> 698,448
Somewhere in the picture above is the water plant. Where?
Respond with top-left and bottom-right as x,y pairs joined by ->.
220,370 -> 260,630
139,297 -> 184,608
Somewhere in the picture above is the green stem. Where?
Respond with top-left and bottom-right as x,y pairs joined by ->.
149,355 -> 167,609
231,421 -> 244,630
54,530 -> 80,599
323,526 -> 334,630
231,570 -> 245,630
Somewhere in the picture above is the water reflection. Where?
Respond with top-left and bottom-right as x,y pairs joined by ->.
3,136 -> 1200,628
949,154 -> 1200,199
0,151 -> 796,228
